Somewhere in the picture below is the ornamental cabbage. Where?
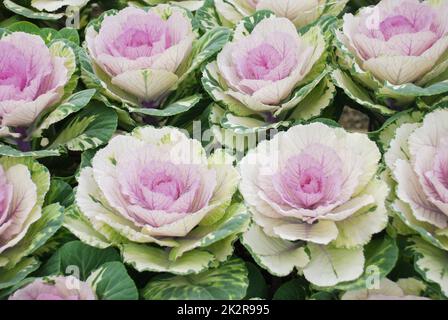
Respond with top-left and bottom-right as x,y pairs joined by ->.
239,122 -> 388,286
333,0 -> 448,116
67,126 -> 248,274
203,13 -> 335,151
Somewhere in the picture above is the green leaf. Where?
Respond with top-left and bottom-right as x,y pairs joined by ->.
0,258 -> 40,290
245,262 -> 268,299
63,205 -> 112,249
142,258 -> 249,300
48,102 -> 118,152
331,69 -> 395,116
0,144 -> 60,158
58,28 -> 80,45
87,261 -> 138,300
122,243 -> 215,275
38,241 -> 120,280
178,27 -> 232,82
238,10 -> 275,35
3,0 -> 64,20
195,0 -> 222,31
4,20 -> 41,35
409,237 -> 448,297
127,94 -> 202,117
169,203 -> 250,260
44,179 -> 74,208
273,278 -> 308,300
331,236 -> 399,291
33,89 -> 96,138
1,203 -> 64,268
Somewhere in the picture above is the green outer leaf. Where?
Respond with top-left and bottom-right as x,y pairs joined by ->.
63,205 -> 112,249
380,80 -> 448,98
38,241 -> 120,281
87,261 -> 138,300
0,258 -> 40,290
238,10 -> 275,36
409,237 -> 448,297
48,102 -> 118,152
1,203 -> 64,268
169,203 -> 250,260
331,69 -> 394,116
3,0 -> 64,20
122,243 -> 215,275
195,0 -> 222,31
142,258 -> 249,300
329,236 -> 399,291
178,27 -> 232,82
33,89 -> 96,138
273,278 -> 308,300
245,262 -> 268,299
370,108 -> 424,151
0,145 -> 60,158
44,179 -> 74,208
4,20 -> 41,35
127,94 -> 202,117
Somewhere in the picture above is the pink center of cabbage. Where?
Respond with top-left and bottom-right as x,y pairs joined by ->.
139,167 -> 183,201
241,43 -> 284,80
379,15 -> 417,40
235,32 -> 298,83
112,14 -> 173,60
273,144 -> 343,210
0,42 -> 31,101
0,43 -> 28,90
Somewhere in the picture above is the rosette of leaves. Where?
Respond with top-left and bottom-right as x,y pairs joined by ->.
80,4 -> 231,128
202,11 -> 336,153
331,0 -> 448,118
0,156 -> 64,295
0,22 -> 117,158
381,106 -> 448,297
64,126 -> 250,276
4,241 -> 138,300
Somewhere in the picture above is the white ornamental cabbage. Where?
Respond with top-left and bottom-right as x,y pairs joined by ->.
67,126 -> 249,275
333,0 -> 448,116
239,122 -> 388,287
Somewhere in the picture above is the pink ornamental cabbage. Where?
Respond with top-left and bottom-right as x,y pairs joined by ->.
203,15 -> 334,152
0,156 -> 50,271
341,0 -> 448,85
386,109 -> 448,250
239,123 -> 388,286
0,32 -> 69,131
85,5 -> 196,107
70,126 -> 246,274
216,17 -> 323,109
9,276 -> 96,300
